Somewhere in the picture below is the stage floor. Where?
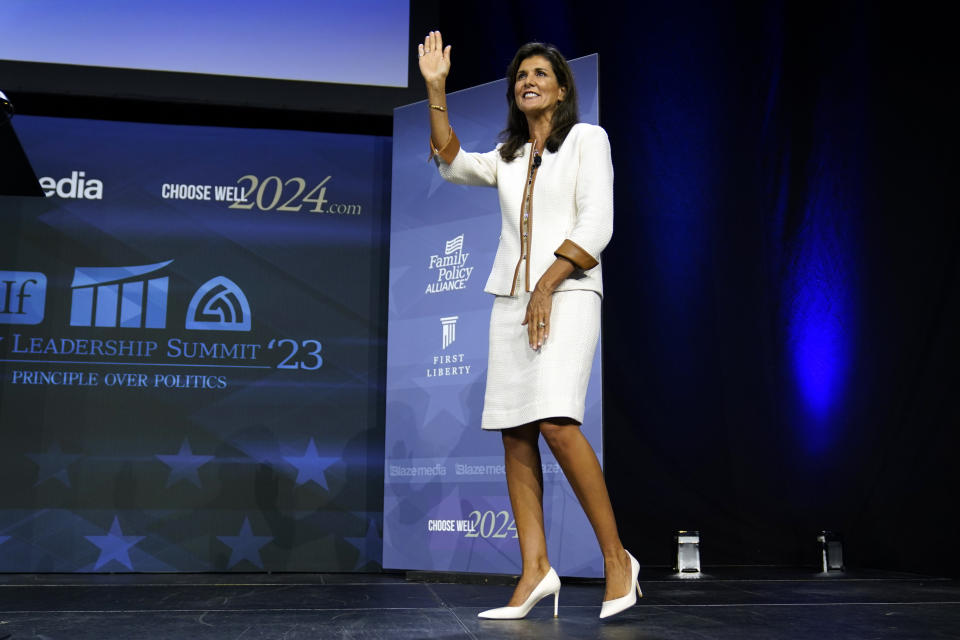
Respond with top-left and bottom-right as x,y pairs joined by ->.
1,567 -> 957,639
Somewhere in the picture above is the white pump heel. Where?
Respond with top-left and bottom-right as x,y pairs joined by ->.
478,567 -> 561,619
599,550 -> 642,619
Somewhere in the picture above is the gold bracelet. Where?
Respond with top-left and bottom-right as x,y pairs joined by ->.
429,104 -> 447,112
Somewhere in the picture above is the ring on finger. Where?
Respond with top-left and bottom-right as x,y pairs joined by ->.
537,321 -> 546,328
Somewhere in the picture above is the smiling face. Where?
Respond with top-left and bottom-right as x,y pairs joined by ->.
514,55 -> 567,119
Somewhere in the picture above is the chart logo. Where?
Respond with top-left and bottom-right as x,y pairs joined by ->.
0,271 -> 47,325
441,316 -> 458,349
70,261 -> 171,329
186,276 -> 251,332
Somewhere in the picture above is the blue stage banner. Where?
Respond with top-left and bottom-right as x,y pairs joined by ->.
0,116 -> 389,571
384,56 -> 604,577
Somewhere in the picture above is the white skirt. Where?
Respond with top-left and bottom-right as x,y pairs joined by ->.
481,289 -> 601,430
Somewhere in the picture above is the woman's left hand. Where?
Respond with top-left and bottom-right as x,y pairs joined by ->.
523,257 -> 576,350
522,288 -> 553,350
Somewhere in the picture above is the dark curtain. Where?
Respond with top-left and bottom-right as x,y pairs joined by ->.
424,0 -> 957,576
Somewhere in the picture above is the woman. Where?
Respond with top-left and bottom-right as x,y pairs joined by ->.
418,32 -> 640,620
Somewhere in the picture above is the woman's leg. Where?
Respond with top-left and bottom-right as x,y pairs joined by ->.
501,422 -> 552,606
540,418 -> 632,601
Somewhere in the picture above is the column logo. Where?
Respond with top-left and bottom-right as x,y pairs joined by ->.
440,316 -> 458,350
70,260 -> 172,329
0,271 -> 47,325
428,315 -> 471,378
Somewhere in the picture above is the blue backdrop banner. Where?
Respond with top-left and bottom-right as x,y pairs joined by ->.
384,55 -> 604,577
0,116 -> 389,572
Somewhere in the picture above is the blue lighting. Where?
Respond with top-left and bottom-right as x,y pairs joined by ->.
786,150 -> 857,453
789,238 -> 850,426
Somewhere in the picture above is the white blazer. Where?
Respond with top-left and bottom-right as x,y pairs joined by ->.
435,122 -> 614,297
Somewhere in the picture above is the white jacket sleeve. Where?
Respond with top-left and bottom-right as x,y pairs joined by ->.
433,129 -> 499,187
555,126 -> 614,270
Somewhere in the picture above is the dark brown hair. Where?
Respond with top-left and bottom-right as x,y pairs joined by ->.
499,43 -> 580,162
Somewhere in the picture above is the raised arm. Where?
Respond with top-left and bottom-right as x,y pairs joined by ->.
417,31 -> 497,185
418,31 -> 454,159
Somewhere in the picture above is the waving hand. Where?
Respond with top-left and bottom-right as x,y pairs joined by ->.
418,31 -> 452,86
